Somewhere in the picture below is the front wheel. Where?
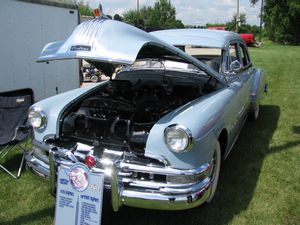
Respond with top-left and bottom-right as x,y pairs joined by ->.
206,141 -> 221,203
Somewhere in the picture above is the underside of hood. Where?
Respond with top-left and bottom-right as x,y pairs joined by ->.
37,17 -> 222,82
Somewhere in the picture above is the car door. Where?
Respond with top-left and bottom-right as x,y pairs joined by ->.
224,42 -> 250,146
236,42 -> 253,118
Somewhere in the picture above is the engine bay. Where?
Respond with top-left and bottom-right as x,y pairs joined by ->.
60,69 -> 219,153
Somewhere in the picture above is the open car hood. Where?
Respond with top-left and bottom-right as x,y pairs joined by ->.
37,18 -> 222,82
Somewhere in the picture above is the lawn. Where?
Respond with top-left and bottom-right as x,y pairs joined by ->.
0,41 -> 299,225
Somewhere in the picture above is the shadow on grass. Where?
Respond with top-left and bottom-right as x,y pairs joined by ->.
0,207 -> 54,225
0,149 -> 25,178
292,125 -> 300,134
100,105 -> 281,225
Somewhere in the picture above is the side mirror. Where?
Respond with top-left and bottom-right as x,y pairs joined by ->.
229,60 -> 242,72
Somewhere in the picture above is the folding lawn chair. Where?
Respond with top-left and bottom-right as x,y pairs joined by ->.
0,91 -> 32,179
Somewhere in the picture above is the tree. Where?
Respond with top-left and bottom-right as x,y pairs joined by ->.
123,8 -> 146,29
251,0 -> 300,44
123,0 -> 184,29
226,13 -> 247,32
147,0 -> 184,29
250,0 -> 260,5
223,13 -> 260,36
77,1 -> 93,16
113,14 -> 123,21
264,0 -> 300,44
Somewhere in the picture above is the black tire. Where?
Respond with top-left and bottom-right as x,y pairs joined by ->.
206,141 -> 221,203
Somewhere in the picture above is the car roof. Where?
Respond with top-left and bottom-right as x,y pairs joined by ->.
150,29 -> 243,49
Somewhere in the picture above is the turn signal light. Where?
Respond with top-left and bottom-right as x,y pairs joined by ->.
85,155 -> 96,169
93,8 -> 101,17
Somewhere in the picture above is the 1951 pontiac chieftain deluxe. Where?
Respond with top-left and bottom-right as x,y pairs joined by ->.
25,17 -> 266,211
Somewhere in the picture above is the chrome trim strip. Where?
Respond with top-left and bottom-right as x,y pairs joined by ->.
120,184 -> 211,210
122,177 -> 211,195
120,161 -> 211,176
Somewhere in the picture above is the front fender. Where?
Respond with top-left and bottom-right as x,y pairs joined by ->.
145,88 -> 234,170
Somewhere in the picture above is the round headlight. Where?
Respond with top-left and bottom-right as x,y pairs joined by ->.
28,107 -> 47,129
164,124 -> 193,153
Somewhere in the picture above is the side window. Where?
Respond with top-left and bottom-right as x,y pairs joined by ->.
239,44 -> 251,67
226,43 -> 239,71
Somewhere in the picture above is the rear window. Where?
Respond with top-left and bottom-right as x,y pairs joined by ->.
182,46 -> 222,72
185,47 -> 222,56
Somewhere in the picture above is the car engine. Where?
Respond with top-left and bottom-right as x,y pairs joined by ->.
60,71 -> 217,154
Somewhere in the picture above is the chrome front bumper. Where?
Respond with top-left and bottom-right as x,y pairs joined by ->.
26,141 -> 213,211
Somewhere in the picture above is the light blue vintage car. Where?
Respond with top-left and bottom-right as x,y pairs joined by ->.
26,17 -> 266,211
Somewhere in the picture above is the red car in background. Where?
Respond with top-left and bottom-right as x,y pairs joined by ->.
207,26 -> 226,31
239,33 -> 257,46
207,27 -> 258,47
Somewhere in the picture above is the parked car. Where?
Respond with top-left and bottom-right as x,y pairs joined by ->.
239,33 -> 259,47
26,17 -> 266,211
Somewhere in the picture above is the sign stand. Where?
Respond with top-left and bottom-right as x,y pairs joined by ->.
54,163 -> 104,225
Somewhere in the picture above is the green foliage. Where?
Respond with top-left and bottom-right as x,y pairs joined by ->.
123,9 -> 146,29
251,0 -> 300,44
250,0 -> 260,5
207,14 -> 261,36
123,0 -> 184,29
148,0 -> 184,29
113,14 -> 123,21
264,0 -> 300,44
77,0 -> 93,16
226,13 -> 247,32
205,23 -> 227,28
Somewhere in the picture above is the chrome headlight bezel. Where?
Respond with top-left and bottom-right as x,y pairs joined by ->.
28,107 -> 47,129
164,124 -> 194,153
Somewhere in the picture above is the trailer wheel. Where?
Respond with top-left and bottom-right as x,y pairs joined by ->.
91,75 -> 99,83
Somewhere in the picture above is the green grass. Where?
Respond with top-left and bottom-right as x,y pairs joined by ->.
1,41 -> 299,225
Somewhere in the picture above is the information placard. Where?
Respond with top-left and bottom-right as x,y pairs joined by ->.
54,163 -> 104,225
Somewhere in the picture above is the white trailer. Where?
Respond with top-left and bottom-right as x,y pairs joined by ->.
0,0 -> 81,101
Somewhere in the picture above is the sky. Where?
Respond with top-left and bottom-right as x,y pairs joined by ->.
85,0 -> 262,26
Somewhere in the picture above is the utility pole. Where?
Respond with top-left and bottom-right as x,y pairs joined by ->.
136,0 -> 140,28
259,0 -> 264,42
236,0 -> 239,33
